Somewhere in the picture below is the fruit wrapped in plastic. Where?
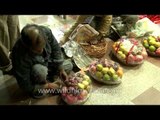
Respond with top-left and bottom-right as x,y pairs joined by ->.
61,71 -> 92,105
88,59 -> 123,85
112,38 -> 147,65
142,35 -> 160,57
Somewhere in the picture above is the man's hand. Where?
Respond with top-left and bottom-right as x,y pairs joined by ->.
59,69 -> 68,81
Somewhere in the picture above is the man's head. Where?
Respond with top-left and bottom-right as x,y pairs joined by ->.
21,24 -> 46,55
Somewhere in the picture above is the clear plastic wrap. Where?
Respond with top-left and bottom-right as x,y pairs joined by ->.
142,35 -> 160,57
61,72 -> 92,105
112,38 -> 147,65
88,59 -> 123,85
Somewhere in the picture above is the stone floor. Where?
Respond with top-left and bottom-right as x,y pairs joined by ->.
0,15 -> 160,105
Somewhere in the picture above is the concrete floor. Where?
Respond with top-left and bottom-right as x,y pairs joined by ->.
1,15 -> 160,105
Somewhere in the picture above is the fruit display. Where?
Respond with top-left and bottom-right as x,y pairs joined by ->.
142,35 -> 160,57
88,59 -> 123,85
61,72 -> 92,105
112,38 -> 147,65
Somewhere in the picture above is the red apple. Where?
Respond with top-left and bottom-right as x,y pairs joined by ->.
155,48 -> 160,55
127,54 -> 135,63
66,94 -> 78,104
135,55 -> 143,62
77,90 -> 88,100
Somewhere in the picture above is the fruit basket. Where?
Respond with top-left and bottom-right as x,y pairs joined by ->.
142,35 -> 160,57
61,72 -> 92,105
88,59 -> 123,85
80,40 -> 108,58
112,38 -> 148,65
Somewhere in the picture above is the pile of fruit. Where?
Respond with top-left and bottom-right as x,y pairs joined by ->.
88,59 -> 123,85
112,38 -> 147,65
142,35 -> 160,57
61,72 -> 92,105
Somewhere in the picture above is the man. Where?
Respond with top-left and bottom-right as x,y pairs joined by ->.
60,15 -> 113,45
11,24 -> 73,98
0,15 -> 20,72
0,15 -> 20,50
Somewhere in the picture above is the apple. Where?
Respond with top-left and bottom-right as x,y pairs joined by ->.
96,64 -> 103,71
102,67 -> 109,74
103,74 -> 110,81
155,48 -> 160,55
82,80 -> 89,88
112,74 -> 118,81
118,51 -> 123,56
66,94 -> 78,104
143,40 -> 148,44
143,43 -> 149,48
148,36 -> 156,41
95,71 -> 103,79
83,75 -> 90,80
149,45 -> 156,52
127,54 -> 135,63
86,86 -> 91,92
154,42 -> 160,48
78,90 -> 88,100
108,67 -> 115,76
149,40 -> 156,45
120,53 -> 126,59
78,83 -> 85,89
135,55 -> 143,62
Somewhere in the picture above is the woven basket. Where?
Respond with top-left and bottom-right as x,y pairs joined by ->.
81,40 -> 108,58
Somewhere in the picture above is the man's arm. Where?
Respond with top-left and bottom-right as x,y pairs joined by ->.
13,57 -> 35,93
45,27 -> 64,70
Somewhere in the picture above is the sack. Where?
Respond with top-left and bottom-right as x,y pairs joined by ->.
69,24 -> 99,43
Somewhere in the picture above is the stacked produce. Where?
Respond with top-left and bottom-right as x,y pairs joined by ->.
61,72 -> 92,105
112,38 -> 147,65
88,59 -> 123,85
142,35 -> 160,57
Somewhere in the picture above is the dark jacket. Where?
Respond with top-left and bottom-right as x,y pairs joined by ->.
11,26 -> 64,93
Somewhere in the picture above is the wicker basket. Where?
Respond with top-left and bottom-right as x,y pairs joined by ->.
81,40 -> 108,58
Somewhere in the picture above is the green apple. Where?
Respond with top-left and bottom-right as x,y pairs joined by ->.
149,45 -> 156,52
143,43 -> 149,48
78,83 -> 85,89
120,53 -> 126,59
112,74 -> 118,81
119,45 -> 125,52
148,36 -> 156,41
118,51 -> 123,55
83,75 -> 90,81
103,74 -> 110,81
149,40 -> 156,45
82,80 -> 89,87
95,71 -> 103,79
123,49 -> 129,55
102,67 -> 109,74
154,42 -> 160,48
108,67 -> 115,76
96,64 -> 103,71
